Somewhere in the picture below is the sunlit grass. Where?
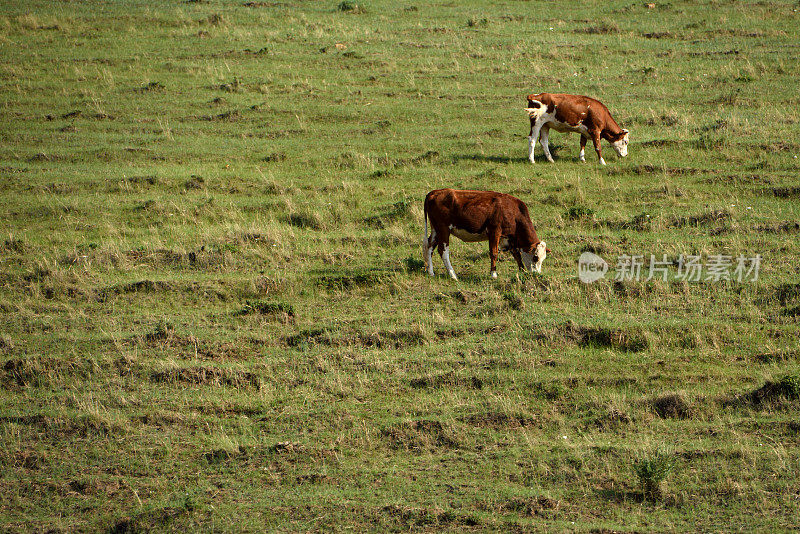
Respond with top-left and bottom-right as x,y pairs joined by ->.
0,0 -> 799,531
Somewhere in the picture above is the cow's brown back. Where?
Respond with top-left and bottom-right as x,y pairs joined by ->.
425,189 -> 538,248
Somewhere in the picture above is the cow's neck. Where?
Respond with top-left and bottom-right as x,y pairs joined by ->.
601,120 -> 625,140
516,219 -> 539,250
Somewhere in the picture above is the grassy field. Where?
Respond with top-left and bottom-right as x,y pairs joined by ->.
1,0 -> 800,531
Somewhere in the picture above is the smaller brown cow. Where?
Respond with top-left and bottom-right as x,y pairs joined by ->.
525,93 -> 629,165
423,189 -> 548,280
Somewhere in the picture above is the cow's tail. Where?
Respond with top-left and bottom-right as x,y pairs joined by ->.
525,100 -> 546,139
422,199 -> 429,270
525,99 -> 546,121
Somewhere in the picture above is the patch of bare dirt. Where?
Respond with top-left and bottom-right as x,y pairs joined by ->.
410,371 -> 483,390
381,420 -> 459,450
151,366 -> 261,389
461,412 -> 535,429
651,393 -> 693,419
542,321 -> 649,352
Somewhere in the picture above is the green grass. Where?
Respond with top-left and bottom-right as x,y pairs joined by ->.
1,0 -> 799,531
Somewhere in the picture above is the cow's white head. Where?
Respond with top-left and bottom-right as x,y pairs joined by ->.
520,241 -> 549,273
611,129 -> 629,157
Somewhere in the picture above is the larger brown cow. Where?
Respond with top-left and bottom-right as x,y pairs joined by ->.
525,93 -> 629,165
423,189 -> 548,280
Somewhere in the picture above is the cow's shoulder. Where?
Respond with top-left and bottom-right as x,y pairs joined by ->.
488,193 -> 527,222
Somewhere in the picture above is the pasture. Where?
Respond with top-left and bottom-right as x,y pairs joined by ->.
1,0 -> 799,531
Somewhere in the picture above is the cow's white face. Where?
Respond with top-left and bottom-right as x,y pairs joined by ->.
520,241 -> 548,273
532,241 -> 547,273
612,130 -> 629,157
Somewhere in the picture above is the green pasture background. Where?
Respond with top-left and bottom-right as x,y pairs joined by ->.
1,0 -> 799,531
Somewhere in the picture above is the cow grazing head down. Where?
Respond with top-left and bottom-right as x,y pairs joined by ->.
424,189 -> 549,280
525,93 -> 630,165
611,129 -> 630,158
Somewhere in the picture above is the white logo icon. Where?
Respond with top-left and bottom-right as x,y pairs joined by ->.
578,252 -> 608,283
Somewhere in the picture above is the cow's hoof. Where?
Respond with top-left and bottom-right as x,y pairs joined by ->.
491,272 -> 498,279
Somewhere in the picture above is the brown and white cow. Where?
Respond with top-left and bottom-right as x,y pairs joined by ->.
423,189 -> 549,280
525,93 -> 629,165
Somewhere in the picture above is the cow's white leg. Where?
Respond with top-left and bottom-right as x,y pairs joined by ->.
539,126 -> 554,163
425,230 -> 436,276
527,135 -> 536,163
491,271 -> 497,279
599,157 -> 606,166
528,121 -> 543,163
441,244 -> 458,281
579,135 -> 587,162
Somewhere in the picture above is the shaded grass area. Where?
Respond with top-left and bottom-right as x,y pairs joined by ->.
1,0 -> 800,531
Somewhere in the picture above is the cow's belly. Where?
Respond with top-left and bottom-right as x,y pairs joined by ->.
449,226 -> 510,249
548,119 -> 589,136
450,226 -> 487,242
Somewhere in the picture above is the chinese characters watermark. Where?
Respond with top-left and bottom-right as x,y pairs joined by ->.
579,253 -> 761,283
